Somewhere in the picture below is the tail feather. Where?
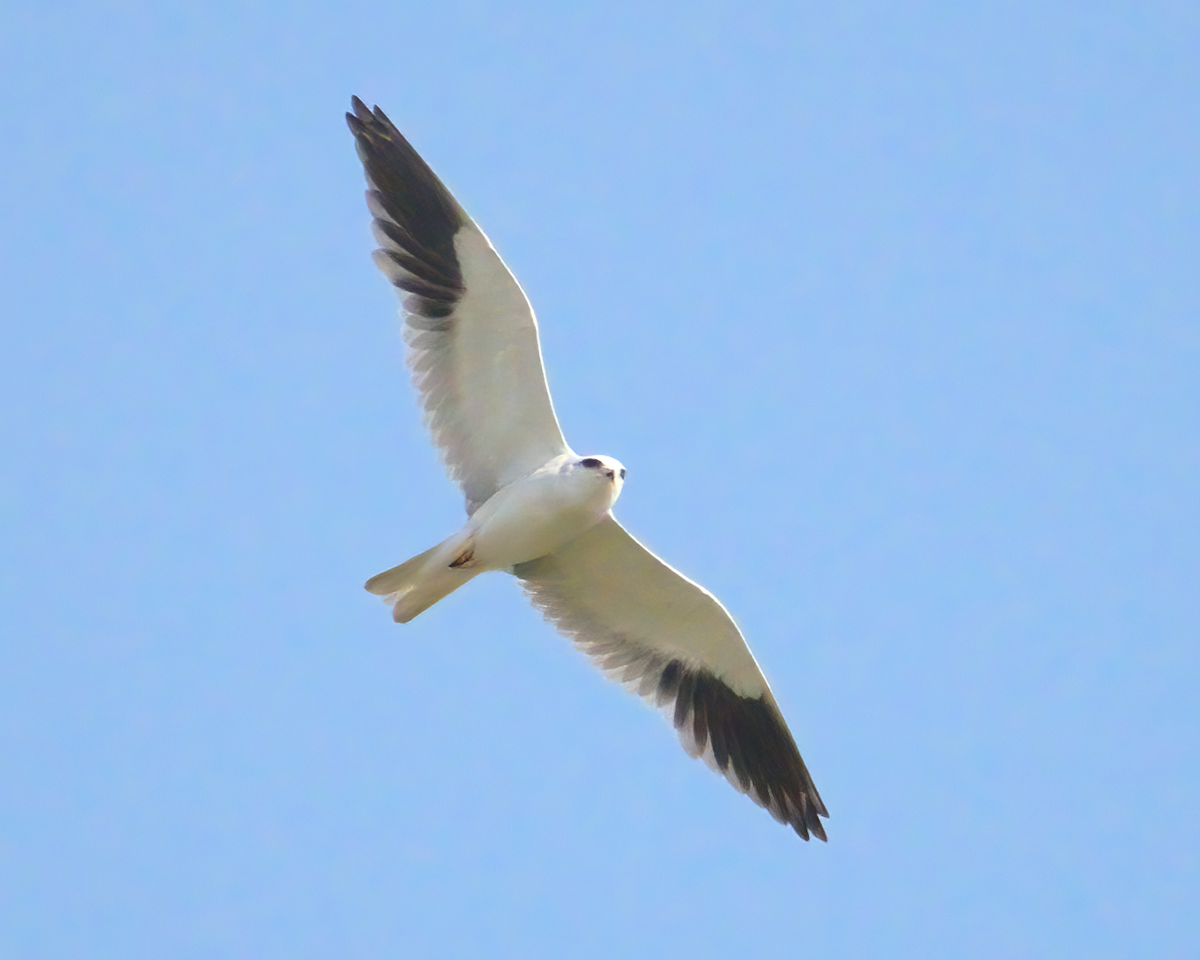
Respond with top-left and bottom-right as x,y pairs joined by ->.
364,544 -> 440,595
365,531 -> 480,623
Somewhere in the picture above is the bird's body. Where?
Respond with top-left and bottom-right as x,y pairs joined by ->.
347,97 -> 829,840
367,454 -> 625,622
467,454 -> 626,568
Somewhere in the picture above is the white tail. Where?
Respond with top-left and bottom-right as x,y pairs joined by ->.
365,530 -> 481,623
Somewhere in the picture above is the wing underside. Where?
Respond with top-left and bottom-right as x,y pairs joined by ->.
347,98 -> 570,511
514,516 -> 828,840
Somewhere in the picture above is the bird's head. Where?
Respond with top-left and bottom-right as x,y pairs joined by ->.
575,455 -> 627,503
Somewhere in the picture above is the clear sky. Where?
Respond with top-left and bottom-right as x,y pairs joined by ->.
2,1 -> 1197,957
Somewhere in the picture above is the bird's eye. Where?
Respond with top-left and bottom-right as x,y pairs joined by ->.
619,468 -> 626,479
579,458 -> 603,468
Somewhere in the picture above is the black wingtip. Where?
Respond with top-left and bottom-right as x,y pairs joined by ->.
346,95 -> 368,132
344,96 -> 466,319
664,661 -> 830,842
346,96 -> 410,147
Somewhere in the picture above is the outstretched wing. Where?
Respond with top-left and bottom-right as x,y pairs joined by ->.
513,516 -> 828,840
346,97 -> 571,512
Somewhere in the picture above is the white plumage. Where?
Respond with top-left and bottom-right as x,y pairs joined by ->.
347,97 -> 828,840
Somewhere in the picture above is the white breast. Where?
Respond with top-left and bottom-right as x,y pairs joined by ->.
466,458 -> 615,568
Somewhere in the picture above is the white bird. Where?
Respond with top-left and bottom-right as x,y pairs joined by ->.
347,97 -> 829,840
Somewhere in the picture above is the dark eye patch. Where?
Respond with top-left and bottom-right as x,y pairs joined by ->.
580,457 -> 603,468
619,468 -> 626,479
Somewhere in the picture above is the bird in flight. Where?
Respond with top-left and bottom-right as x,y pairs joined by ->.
346,97 -> 828,840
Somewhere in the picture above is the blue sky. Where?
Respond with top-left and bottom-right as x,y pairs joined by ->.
2,1 -> 1197,957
